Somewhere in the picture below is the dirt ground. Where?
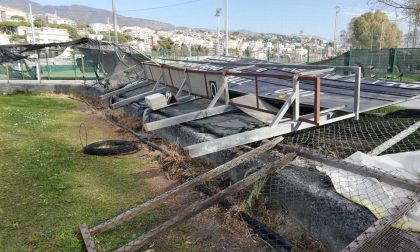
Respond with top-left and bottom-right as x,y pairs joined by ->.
66,94 -> 273,251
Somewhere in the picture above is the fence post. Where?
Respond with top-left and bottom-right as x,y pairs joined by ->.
6,64 -> 10,83
73,52 -> 77,80
306,46 -> 310,64
354,67 -> 361,120
46,52 -> 51,80
81,56 -> 86,84
348,48 -> 352,66
391,48 -> 398,80
20,60 -> 24,80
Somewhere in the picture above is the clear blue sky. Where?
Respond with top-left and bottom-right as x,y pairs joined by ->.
33,0 -> 407,40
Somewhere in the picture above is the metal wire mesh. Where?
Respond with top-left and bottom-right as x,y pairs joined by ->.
227,114 -> 420,251
283,115 -> 420,158
313,48 -> 420,82
85,114 -> 420,252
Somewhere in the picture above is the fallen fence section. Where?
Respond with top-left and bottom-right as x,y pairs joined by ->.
135,63 -> 362,158
80,137 -> 285,250
113,153 -> 297,252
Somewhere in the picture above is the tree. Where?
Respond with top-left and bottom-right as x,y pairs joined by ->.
348,10 -> 402,49
370,0 -> 420,46
243,46 -> 252,57
100,31 -> 132,44
34,18 -> 47,28
0,21 -> 30,34
153,37 -> 174,51
10,15 -> 25,22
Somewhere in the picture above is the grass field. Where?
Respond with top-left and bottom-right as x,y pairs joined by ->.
0,94 -> 194,251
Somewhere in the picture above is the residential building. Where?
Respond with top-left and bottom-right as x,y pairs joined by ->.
90,23 -> 114,33
25,27 -> 70,44
0,6 -> 27,22
43,13 -> 77,26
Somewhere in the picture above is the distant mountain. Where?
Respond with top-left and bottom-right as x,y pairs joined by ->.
0,0 -> 176,30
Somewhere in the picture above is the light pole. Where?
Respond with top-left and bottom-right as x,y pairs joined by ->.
225,0 -> 229,56
215,8 -> 222,56
112,0 -> 118,45
333,6 -> 340,56
29,3 -> 41,83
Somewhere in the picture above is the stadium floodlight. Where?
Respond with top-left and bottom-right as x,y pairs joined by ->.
333,5 -> 340,56
225,0 -> 229,56
215,8 -> 222,56
112,0 -> 118,45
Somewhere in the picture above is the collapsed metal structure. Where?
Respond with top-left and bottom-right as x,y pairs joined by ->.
102,57 -> 420,158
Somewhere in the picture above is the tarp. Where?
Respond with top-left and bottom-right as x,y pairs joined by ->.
317,151 -> 420,232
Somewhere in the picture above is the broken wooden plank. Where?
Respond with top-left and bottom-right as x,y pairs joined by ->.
79,224 -> 97,252
114,153 -> 297,252
89,136 -> 284,235
281,145 -> 419,192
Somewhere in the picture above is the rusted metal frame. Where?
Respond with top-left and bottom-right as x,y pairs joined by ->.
225,70 -> 294,79
227,71 -> 321,125
227,102 -> 322,125
185,68 -> 222,75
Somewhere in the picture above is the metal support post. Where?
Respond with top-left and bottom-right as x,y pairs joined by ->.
293,75 -> 300,121
6,64 -> 10,83
269,92 -> 297,127
73,53 -> 77,80
354,67 -> 361,120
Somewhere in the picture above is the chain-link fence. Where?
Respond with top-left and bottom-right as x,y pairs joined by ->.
312,48 -> 420,82
84,112 -> 420,252
0,39 -> 150,90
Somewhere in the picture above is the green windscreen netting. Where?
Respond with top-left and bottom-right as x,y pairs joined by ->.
312,48 -> 420,82
0,38 -> 152,90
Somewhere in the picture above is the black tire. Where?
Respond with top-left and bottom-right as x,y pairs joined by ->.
82,140 -> 138,156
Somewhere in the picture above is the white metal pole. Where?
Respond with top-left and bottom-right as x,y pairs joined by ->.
217,15 -> 220,56
112,0 -> 118,45
107,17 -> 111,43
29,4 -> 36,43
29,3 -> 41,83
333,6 -> 340,56
225,0 -> 229,56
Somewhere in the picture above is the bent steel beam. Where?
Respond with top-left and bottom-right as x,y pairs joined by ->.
144,105 -> 237,131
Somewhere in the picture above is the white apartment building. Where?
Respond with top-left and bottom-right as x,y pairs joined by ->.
0,34 -> 10,44
0,6 -> 27,22
90,23 -> 114,33
121,26 -> 155,39
88,34 -> 104,41
25,27 -> 70,44
43,13 -> 77,26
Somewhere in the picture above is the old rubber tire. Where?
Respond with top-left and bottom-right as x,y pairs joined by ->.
82,140 -> 138,156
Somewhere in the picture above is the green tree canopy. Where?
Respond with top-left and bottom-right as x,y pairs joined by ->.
10,15 -> 26,22
34,18 -> 48,28
348,10 -> 402,49
153,37 -> 175,51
